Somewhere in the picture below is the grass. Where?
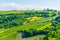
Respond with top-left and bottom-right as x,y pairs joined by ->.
0,9 -> 59,40
37,22 -> 51,31
0,15 -> 55,40
0,21 -> 48,39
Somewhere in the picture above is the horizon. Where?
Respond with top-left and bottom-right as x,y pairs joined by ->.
0,0 -> 60,11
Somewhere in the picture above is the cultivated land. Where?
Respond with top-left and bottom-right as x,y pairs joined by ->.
0,9 -> 60,40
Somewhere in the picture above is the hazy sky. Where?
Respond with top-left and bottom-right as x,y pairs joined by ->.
0,0 -> 60,10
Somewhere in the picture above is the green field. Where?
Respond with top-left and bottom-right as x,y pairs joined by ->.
0,9 -> 60,40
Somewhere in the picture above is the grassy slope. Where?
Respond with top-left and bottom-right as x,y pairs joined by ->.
0,16 -> 58,39
0,10 -> 59,40
0,21 -> 50,39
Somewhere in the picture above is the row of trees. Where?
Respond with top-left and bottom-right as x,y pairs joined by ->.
18,29 -> 48,38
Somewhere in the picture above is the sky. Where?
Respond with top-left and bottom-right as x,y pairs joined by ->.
0,0 -> 60,11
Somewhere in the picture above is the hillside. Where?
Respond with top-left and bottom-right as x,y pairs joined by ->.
0,9 -> 60,40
